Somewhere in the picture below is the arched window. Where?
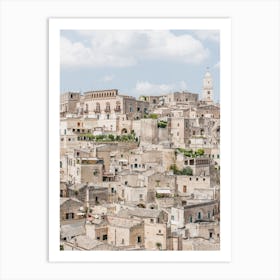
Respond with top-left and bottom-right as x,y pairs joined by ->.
198,212 -> 202,219
105,102 -> 110,112
95,102 -> 100,113
115,101 -> 121,112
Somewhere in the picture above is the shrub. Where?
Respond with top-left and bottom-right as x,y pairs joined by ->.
181,167 -> 193,176
149,113 -> 158,119
158,120 -> 167,128
108,134 -> 115,141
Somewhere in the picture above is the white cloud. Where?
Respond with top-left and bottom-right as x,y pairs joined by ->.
102,74 -> 114,82
214,61 -> 220,69
61,30 -> 209,68
193,30 -> 220,43
133,80 -> 188,96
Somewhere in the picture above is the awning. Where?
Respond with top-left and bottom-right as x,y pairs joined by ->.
156,189 -> 171,194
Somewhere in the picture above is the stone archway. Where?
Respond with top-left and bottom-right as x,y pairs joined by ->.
121,128 -> 128,134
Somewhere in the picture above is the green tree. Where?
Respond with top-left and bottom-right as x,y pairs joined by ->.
181,167 -> 193,176
196,149 -> 205,156
108,134 -> 115,141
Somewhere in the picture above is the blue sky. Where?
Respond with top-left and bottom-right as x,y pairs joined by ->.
60,30 -> 220,102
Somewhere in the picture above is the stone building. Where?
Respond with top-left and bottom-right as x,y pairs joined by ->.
59,70 -> 220,251
60,92 -> 80,117
60,197 -> 84,221
107,215 -> 144,248
73,184 -> 109,208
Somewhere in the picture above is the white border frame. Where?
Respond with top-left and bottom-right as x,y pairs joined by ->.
49,18 -> 231,262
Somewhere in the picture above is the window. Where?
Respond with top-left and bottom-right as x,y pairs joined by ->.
189,177 -> 192,181
139,194 -> 143,200
134,163 -> 138,168
105,102 -> 110,112
177,123 -> 180,127
121,238 -> 124,244
102,234 -> 108,241
171,215 -> 174,221
196,178 -> 199,181
198,212 -> 202,219
209,232 -> 213,238
208,211 -> 211,219
125,181 -> 128,185
183,185 -> 187,193
137,236 -> 141,243
150,219 -> 154,223
189,216 -> 193,223
107,114 -> 110,119
60,161 -> 62,168
115,101 -> 121,112
130,107 -> 133,112
159,230 -> 161,233
97,237 -> 100,240
95,102 -> 100,112
66,213 -> 74,220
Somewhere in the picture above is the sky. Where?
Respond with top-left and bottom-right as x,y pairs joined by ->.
60,30 -> 220,102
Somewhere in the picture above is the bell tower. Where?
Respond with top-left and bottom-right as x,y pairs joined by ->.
202,69 -> 213,104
